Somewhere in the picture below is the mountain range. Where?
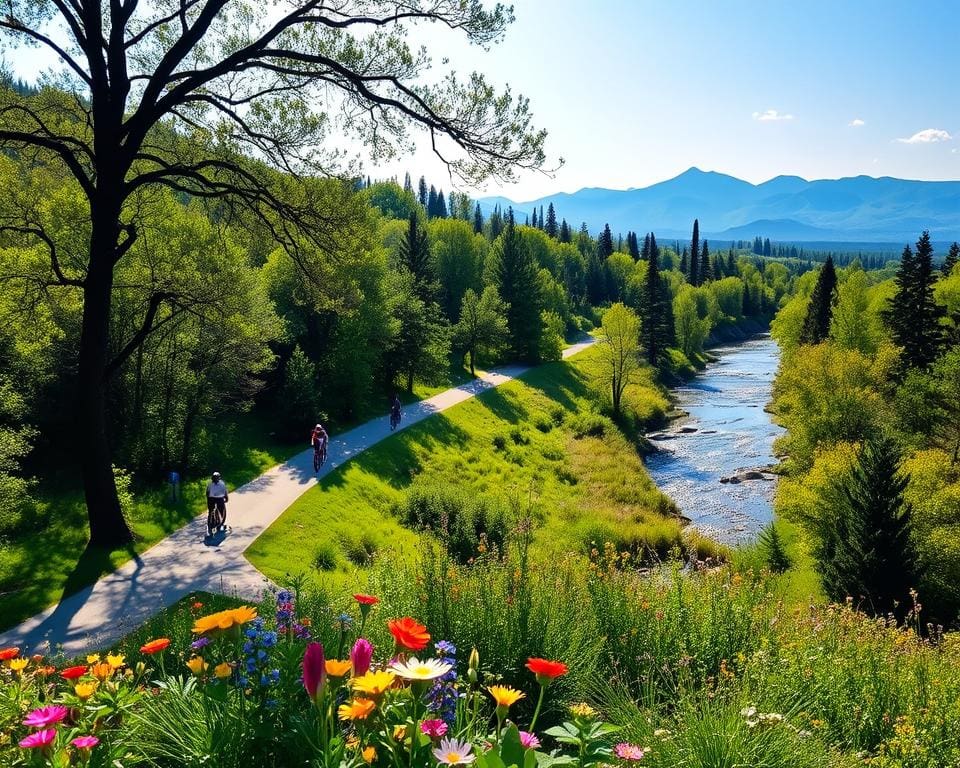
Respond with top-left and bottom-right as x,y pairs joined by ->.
479,168 -> 960,244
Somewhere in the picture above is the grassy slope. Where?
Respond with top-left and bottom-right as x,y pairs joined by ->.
246,348 -> 704,590
0,359 -> 471,632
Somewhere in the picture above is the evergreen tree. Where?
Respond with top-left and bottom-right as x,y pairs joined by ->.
799,256 -> 837,345
398,212 -> 436,303
545,203 -> 558,238
539,205 -> 545,231
679,247 -> 688,275
448,190 -> 456,219
813,435 -> 920,617
418,176 -> 429,207
489,205 -> 503,239
759,523 -> 791,573
530,207 -> 537,229
427,185 -> 438,217
436,188 -> 448,218
473,203 -> 484,235
626,232 -> 639,259
488,210 -> 543,361
700,240 -> 711,281
387,272 -> 451,393
640,234 -> 674,367
689,219 -> 700,286
641,233 -> 651,261
597,224 -> 614,259
944,241 -> 960,275
559,219 -> 571,243
726,250 -> 736,276
649,233 -> 659,260
403,172 -> 413,193
886,232 -> 946,369
763,237 -> 772,258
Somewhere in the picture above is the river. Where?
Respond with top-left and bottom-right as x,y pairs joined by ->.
645,335 -> 783,544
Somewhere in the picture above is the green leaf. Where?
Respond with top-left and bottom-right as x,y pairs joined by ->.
500,724 -> 524,768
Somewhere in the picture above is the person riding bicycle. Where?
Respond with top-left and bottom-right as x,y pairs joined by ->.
205,471 -> 228,537
390,393 -> 402,427
311,423 -> 328,466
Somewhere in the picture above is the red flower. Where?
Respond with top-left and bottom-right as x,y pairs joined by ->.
387,617 -> 430,651
353,594 -> 379,606
303,642 -> 326,702
0,647 -> 19,661
140,638 -> 171,655
60,665 -> 88,680
526,657 -> 568,684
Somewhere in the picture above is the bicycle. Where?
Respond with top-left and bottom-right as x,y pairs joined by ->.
313,442 -> 327,472
207,498 -> 226,537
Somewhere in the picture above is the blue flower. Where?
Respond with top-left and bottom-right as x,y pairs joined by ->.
335,613 -> 353,627
276,590 -> 293,603
261,632 -> 278,648
435,640 -> 457,657
191,637 -> 211,651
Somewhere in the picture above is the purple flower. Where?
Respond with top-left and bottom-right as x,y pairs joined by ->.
350,638 -> 373,677
520,732 -> 541,749
19,729 -> 56,749
614,743 -> 646,762
72,736 -> 100,749
191,637 -> 211,651
421,719 -> 449,738
23,706 -> 68,728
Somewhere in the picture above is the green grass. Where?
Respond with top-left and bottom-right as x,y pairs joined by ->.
246,347 -> 702,590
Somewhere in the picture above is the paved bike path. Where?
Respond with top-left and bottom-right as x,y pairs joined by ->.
1,340 -> 595,655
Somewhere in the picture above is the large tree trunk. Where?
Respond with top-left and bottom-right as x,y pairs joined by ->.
78,220 -> 134,548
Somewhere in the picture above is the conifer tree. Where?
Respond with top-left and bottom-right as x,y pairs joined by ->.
641,233 -> 651,261
559,219 -> 571,243
726,250 -> 736,276
403,172 -> 413,193
545,203 -> 558,238
448,190 -> 457,219
398,212 -> 436,304
759,523 -> 791,573
473,204 -> 484,235
427,185 -> 438,217
488,209 -> 543,361
814,435 -> 920,616
944,241 -> 960,275
418,176 -> 429,207
489,206 -> 503,239
700,240 -> 711,281
597,224 -> 614,259
436,188 -> 448,218
886,232 -> 945,369
640,232 -> 674,367
763,237 -> 772,257
679,247 -> 688,275
539,205 -> 545,231
529,208 -> 537,229
799,256 -> 837,345
689,219 -> 700,286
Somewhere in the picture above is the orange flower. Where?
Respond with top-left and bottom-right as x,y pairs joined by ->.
192,606 -> 257,635
0,647 -> 19,661
90,663 -> 113,681
387,617 -> 430,651
363,746 -> 377,764
140,638 -> 171,655
338,698 -> 377,721
354,594 -> 379,606
37,666 -> 56,677
326,659 -> 353,679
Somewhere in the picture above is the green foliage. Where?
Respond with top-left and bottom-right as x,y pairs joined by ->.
885,233 -> 946,370
758,522 -> 791,573
673,285 -> 711,359
595,303 -> 641,414
488,216 -> 544,362
538,310 -> 565,362
278,345 -> 320,434
454,287 -> 509,376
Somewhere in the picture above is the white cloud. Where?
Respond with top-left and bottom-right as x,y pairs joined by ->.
752,109 -> 794,122
896,128 -> 953,144
849,118 -> 865,127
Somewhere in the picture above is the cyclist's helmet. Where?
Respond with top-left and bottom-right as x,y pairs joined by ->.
212,471 -> 221,480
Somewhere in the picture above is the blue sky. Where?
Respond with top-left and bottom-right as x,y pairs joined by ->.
6,0 -> 959,200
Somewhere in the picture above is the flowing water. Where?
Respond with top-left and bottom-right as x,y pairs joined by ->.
645,335 -> 783,543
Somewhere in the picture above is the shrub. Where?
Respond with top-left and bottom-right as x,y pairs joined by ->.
312,541 -> 339,571
549,404 -> 566,426
509,425 -> 530,445
568,412 -> 612,439
340,530 -> 379,566
393,483 -> 509,563
492,432 -> 508,451
532,411 -> 554,433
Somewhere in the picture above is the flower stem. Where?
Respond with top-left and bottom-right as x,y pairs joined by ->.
529,685 -> 546,732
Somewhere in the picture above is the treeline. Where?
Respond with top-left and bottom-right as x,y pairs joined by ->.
771,233 -> 960,623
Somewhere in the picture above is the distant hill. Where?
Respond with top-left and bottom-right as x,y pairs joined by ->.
479,168 -> 960,243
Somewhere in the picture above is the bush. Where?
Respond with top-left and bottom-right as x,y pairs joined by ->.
340,530 -> 379,567
509,425 -> 529,445
568,411 -> 612,439
491,432 -> 508,451
393,482 -> 509,563
312,541 -> 339,571
532,411 -> 553,433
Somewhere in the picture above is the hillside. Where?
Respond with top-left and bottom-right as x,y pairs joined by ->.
480,167 -> 960,242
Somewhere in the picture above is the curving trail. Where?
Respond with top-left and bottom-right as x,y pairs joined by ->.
1,339 -> 595,655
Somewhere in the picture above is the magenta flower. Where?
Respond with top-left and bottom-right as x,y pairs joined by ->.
614,743 -> 646,761
421,719 -> 449,738
72,735 -> 100,749
23,706 -> 68,728
350,637 -> 373,677
303,642 -> 326,702
19,729 -> 57,749
520,732 -> 541,749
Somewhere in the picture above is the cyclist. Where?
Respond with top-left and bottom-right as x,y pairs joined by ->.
205,471 -> 228,537
390,393 -> 402,430
311,423 -> 328,471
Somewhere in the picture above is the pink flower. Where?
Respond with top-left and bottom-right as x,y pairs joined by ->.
520,732 -> 541,749
19,729 -> 57,749
350,637 -> 373,677
614,743 -> 646,761
302,642 -> 326,702
421,719 -> 449,738
72,736 -> 100,749
23,706 -> 68,728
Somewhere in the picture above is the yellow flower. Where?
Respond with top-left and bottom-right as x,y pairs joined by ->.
86,654 -> 100,664
186,656 -> 209,675
214,663 -> 232,679
106,654 -> 125,669
569,702 -> 598,719
75,682 -> 98,701
325,659 -> 353,679
487,685 -> 525,709
363,746 -> 377,764
338,698 -> 377,721
191,606 -> 258,635
351,670 -> 396,697
393,725 -> 408,741
8,658 -> 28,673
90,662 -> 113,681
